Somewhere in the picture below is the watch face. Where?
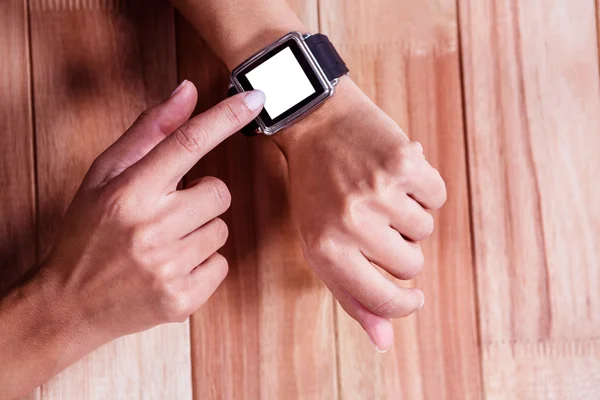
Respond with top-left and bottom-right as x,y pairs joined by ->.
234,36 -> 329,129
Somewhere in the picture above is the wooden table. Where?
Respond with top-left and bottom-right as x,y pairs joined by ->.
1,0 -> 599,398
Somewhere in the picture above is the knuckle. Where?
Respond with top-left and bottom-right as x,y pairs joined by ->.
200,253 -> 229,289
138,107 -> 157,124
100,184 -> 140,220
409,140 -> 424,154
415,214 -> 435,240
150,262 -> 176,283
373,289 -> 419,318
373,293 -> 399,317
157,285 -> 189,322
131,223 -> 159,251
370,170 -> 395,198
213,218 -> 229,245
383,148 -> 403,173
88,156 -> 106,176
212,253 -> 229,280
205,177 -> 232,209
386,152 -> 412,187
304,229 -> 340,263
402,247 -> 425,279
84,156 -> 109,186
340,195 -> 365,231
131,245 -> 161,271
378,298 -> 415,318
398,156 -> 416,179
138,106 -> 169,138
219,101 -> 243,127
433,175 -> 448,209
173,120 -> 207,154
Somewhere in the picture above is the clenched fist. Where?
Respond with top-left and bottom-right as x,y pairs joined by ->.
275,77 -> 447,351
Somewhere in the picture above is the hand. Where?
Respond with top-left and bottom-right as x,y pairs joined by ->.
274,78 -> 447,352
39,82 -> 265,343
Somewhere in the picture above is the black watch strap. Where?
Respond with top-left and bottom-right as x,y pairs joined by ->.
304,33 -> 348,81
227,86 -> 259,136
228,33 -> 348,136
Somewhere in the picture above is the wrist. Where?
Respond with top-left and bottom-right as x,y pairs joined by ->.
19,263 -> 102,352
224,25 -> 307,70
37,258 -> 116,349
225,27 -> 357,151
171,0 -> 308,71
271,76 -> 359,155
0,263 -> 101,396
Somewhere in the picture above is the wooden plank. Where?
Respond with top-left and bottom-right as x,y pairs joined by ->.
319,1 -> 482,398
29,1 -> 192,398
458,0 -> 600,397
0,1 -> 36,294
177,1 -> 337,398
176,19 -> 261,399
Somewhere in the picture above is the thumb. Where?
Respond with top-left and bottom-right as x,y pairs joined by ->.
125,90 -> 265,192
344,294 -> 395,353
86,80 -> 198,187
328,280 -> 395,352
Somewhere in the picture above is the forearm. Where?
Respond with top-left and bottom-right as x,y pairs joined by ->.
0,268 -> 98,399
171,0 -> 306,70
171,0 -> 362,153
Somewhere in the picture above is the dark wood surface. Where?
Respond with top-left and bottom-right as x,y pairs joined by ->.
0,0 -> 36,294
27,0 -> 191,398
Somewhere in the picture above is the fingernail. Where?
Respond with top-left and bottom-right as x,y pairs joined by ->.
243,90 -> 266,111
369,332 -> 390,354
170,80 -> 187,97
419,293 -> 425,309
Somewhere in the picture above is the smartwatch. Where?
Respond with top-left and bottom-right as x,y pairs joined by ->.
228,32 -> 349,136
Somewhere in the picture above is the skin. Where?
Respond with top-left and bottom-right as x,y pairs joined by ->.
0,83 -> 266,399
0,0 -> 447,396
283,80 -> 446,350
172,0 -> 447,350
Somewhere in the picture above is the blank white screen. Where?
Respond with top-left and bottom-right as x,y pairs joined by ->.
245,47 -> 316,119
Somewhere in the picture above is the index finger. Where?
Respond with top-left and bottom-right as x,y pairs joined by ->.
126,90 -> 265,191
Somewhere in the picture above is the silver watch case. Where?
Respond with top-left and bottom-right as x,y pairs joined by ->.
230,32 -> 336,135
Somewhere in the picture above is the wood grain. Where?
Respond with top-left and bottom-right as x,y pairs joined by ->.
28,1 -> 192,398
319,1 -> 482,398
176,19 -> 262,399
2,0 -> 597,398
0,0 -> 36,294
459,0 -> 600,397
177,1 -> 337,398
